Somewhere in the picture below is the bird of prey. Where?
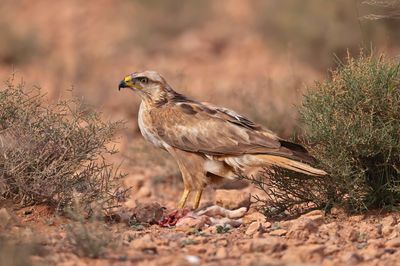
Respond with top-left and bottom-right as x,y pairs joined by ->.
118,71 -> 327,209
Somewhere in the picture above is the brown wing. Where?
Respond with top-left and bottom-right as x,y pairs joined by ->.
149,101 -> 315,163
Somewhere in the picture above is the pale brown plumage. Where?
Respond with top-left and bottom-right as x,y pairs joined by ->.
119,71 -> 327,209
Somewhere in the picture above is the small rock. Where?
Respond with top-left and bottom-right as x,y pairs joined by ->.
185,255 -> 200,265
203,225 -> 217,234
263,222 -> 272,229
176,215 -> 209,230
215,189 -> 251,210
131,202 -> 164,224
243,211 -> 266,224
385,237 -> 400,248
245,221 -> 262,236
215,247 -> 228,259
287,217 -> 320,241
382,216 -> 397,227
304,210 -> 324,216
269,229 -> 287,236
249,237 -> 287,253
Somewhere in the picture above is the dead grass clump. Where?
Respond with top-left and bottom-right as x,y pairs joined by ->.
65,220 -> 114,258
65,203 -> 118,258
0,78 -> 125,213
249,52 -> 400,216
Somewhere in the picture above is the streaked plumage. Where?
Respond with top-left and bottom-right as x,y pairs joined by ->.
119,71 -> 327,209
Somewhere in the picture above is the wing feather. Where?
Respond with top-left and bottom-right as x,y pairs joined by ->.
150,101 -> 310,161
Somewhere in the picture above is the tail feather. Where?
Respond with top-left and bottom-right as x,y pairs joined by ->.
255,154 -> 327,176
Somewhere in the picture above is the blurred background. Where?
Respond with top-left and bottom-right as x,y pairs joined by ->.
0,0 -> 399,178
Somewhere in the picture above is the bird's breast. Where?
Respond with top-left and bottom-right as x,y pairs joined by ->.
138,102 -> 169,149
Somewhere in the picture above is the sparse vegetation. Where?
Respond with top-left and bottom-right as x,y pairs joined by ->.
216,224 -> 231,234
66,220 -> 115,258
249,52 -> 400,216
0,78 -> 126,213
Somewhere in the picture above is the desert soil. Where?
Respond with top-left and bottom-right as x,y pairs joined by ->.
2,171 -> 400,266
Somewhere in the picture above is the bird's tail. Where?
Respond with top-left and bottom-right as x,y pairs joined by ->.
254,154 -> 327,176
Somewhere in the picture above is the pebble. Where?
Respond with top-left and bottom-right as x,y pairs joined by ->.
270,229 -> 287,236
185,255 -> 200,265
245,221 -> 262,236
243,211 -> 266,224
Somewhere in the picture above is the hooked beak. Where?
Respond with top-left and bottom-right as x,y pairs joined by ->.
118,80 -> 127,91
118,75 -> 134,91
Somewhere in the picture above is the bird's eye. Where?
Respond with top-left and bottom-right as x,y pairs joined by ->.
138,77 -> 149,84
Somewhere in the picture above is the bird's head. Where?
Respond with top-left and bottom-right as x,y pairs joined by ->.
118,70 -> 170,99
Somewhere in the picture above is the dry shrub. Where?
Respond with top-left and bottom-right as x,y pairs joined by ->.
248,52 -> 400,216
0,78 -> 126,213
246,168 -> 333,218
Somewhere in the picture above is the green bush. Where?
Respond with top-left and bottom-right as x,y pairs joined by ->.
248,52 -> 400,216
300,52 -> 400,211
0,78 -> 126,213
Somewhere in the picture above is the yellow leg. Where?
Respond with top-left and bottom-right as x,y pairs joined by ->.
193,189 -> 203,209
178,188 -> 190,209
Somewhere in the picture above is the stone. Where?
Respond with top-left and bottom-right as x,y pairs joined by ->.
243,211 -> 266,224
287,217 -> 320,241
249,237 -> 287,253
215,189 -> 251,210
382,216 -> 397,227
302,210 -> 325,224
269,229 -> 287,237
185,255 -> 200,265
262,222 -> 272,229
385,237 -> 400,248
245,221 -> 262,236
176,215 -> 209,230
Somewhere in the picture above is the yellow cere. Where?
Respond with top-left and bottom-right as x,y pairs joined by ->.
124,76 -> 132,83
